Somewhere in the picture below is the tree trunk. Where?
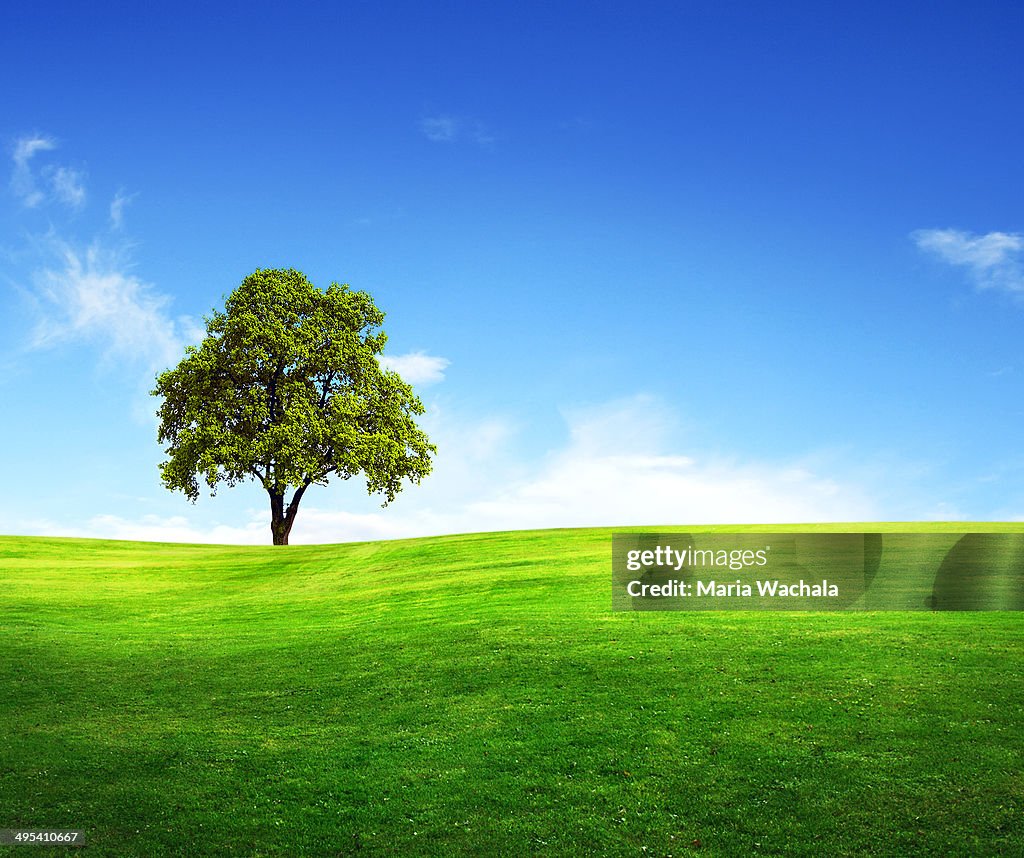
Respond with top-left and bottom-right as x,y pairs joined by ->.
269,492 -> 289,545
268,485 -> 309,546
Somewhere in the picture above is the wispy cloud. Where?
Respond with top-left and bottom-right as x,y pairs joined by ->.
379,351 -> 450,384
913,228 -> 1024,293
7,134 -> 193,372
10,134 -> 87,209
419,115 -> 494,145
420,115 -> 459,142
10,134 -> 56,207
48,165 -> 86,208
31,238 -> 194,370
470,122 -> 495,145
109,189 -> 135,229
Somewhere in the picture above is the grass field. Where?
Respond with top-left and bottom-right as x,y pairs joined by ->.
1,524 -> 1023,856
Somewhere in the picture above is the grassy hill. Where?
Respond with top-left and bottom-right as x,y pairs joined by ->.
1,525 -> 1023,856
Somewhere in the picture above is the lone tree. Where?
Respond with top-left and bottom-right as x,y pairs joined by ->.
153,268 -> 436,545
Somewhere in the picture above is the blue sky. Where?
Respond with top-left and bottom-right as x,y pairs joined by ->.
3,1 -> 1024,543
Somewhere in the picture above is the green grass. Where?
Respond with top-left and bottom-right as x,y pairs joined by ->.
1,524 -> 1022,856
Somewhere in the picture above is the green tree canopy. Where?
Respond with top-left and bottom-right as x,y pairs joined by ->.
152,268 -> 436,544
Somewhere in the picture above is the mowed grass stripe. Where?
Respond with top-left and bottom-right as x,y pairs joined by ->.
1,526 -> 1022,857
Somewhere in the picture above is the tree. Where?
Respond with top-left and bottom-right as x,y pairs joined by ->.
152,268 -> 436,545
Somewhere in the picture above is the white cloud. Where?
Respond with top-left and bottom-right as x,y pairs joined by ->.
48,165 -> 86,208
177,314 -> 207,347
82,513 -> 268,544
13,135 -> 56,163
109,189 -> 135,229
10,134 -> 87,209
450,398 -> 871,529
8,136 -> 199,386
31,238 -> 192,370
10,134 -> 56,207
379,351 -> 450,384
913,228 -> 1024,293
